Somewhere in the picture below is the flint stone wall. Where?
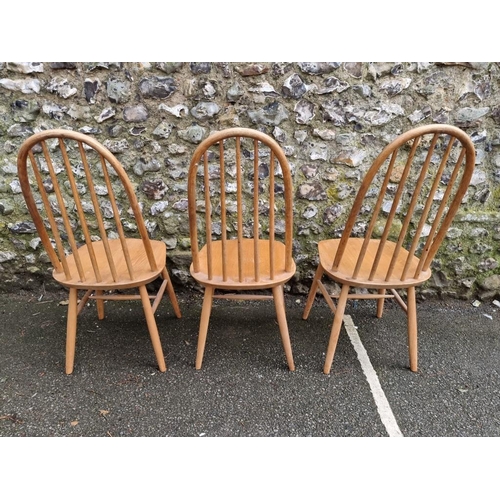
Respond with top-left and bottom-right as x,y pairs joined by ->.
1,61 -> 500,300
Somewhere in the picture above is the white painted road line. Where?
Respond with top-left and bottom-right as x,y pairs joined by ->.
343,314 -> 404,437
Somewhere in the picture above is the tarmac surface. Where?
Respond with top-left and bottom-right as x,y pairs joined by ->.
1,286 -> 500,438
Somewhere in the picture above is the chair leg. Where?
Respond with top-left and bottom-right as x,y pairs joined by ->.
302,264 -> 324,320
65,288 -> 78,375
196,286 -> 214,370
139,285 -> 167,372
407,286 -> 418,372
161,267 -> 182,319
377,288 -> 385,319
272,285 -> 295,371
95,289 -> 105,320
323,283 -> 350,375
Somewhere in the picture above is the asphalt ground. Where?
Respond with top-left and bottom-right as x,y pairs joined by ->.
2,287 -> 500,437
1,286 -> 499,496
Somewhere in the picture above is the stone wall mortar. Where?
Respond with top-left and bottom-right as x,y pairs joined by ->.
1,61 -> 499,299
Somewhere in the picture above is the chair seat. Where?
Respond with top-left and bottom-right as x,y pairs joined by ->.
190,239 -> 296,289
318,238 -> 431,288
53,238 -> 166,289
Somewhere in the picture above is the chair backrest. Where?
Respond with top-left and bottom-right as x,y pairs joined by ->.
187,127 -> 294,283
17,129 -> 159,284
332,124 -> 476,281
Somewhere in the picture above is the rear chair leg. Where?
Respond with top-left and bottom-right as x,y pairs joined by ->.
303,264 -> 324,320
161,267 -> 182,319
377,288 -> 385,318
95,289 -> 105,320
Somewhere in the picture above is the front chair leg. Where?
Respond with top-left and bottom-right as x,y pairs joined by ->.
139,285 -> 167,372
196,286 -> 214,370
65,288 -> 78,375
272,285 -> 295,371
323,283 -> 350,375
407,286 -> 418,372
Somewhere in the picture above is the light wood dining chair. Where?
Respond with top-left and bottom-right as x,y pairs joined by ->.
302,124 -> 476,374
187,128 -> 296,370
17,129 -> 181,374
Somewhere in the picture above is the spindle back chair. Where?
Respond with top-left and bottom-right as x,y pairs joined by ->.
302,124 -> 476,374
17,129 -> 181,374
188,127 -> 295,370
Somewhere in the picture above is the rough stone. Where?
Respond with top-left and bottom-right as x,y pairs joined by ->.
0,251 -> 16,263
323,204 -> 343,224
0,200 -> 14,215
50,62 -> 77,70
178,124 -> 207,144
0,78 -> 40,93
102,139 -> 129,153
235,64 -> 269,76
190,101 -> 220,120
282,73 -> 308,99
298,62 -> 340,75
352,84 -> 372,98
66,104 -> 91,121
95,107 -> 115,123
480,274 -> 500,291
316,77 -> 350,94
43,103 -> 66,120
155,62 -> 184,74
84,79 -> 100,104
379,77 -> 412,96
139,77 -> 176,99
190,63 -> 211,74
150,201 -> 169,215
344,62 -> 363,79
227,82 -> 244,102
133,158 -> 161,176
123,104 -> 148,122
46,77 -> 77,98
159,103 -> 189,118
248,102 -> 288,126
153,121 -> 174,139
294,99 -> 315,124
141,179 -> 167,200
298,182 -> 327,201
107,78 -> 131,103
7,62 -> 44,73
455,107 -> 490,126
8,222 -> 37,234
11,99 -> 40,122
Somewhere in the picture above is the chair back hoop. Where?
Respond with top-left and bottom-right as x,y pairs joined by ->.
17,129 -> 158,284
331,124 -> 476,282
188,127 -> 294,282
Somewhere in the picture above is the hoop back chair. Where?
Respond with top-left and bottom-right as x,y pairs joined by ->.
302,124 -> 476,374
17,129 -> 181,374
188,128 -> 296,370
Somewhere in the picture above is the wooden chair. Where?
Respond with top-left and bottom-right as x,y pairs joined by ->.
17,129 -> 181,374
302,124 -> 476,374
187,128 -> 296,370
